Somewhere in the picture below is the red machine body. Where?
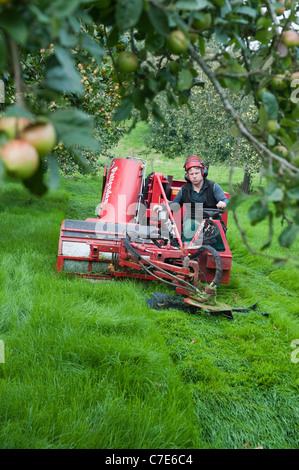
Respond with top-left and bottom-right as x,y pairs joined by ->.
57,157 -> 232,297
98,158 -> 143,224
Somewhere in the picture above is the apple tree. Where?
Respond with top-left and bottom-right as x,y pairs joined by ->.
0,0 -> 126,191
0,0 -> 299,257
146,76 -> 259,191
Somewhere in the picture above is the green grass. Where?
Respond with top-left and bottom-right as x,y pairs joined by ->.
0,127 -> 299,449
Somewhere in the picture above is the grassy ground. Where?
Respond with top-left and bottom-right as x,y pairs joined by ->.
0,124 -> 298,449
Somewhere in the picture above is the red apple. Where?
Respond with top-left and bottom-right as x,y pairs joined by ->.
167,30 -> 188,54
0,117 -> 32,139
20,122 -> 57,157
116,51 -> 139,73
281,30 -> 299,47
275,0 -> 286,14
0,139 -> 39,179
273,145 -> 288,157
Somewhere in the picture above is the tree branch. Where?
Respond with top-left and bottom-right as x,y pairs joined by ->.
8,37 -> 25,108
188,45 -> 299,176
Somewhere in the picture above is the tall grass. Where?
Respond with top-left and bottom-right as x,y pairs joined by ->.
0,181 -> 201,449
0,127 -> 298,449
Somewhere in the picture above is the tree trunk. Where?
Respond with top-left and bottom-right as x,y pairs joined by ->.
239,167 -> 252,194
259,169 -> 263,184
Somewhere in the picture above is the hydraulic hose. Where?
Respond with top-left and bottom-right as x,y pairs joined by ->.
123,234 -> 222,291
189,244 -> 223,287
202,220 -> 220,245
123,234 -> 199,294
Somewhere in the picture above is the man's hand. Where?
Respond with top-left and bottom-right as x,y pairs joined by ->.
152,204 -> 163,212
216,201 -> 226,209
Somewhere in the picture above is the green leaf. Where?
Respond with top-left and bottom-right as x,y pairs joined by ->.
0,11 -> 28,46
145,32 -> 165,52
256,17 -> 272,29
222,67 -> 245,91
290,140 -> 299,157
116,0 -> 143,31
235,6 -> 258,18
177,69 -> 194,91
220,0 -> 232,17
262,92 -> 279,120
132,88 -> 146,110
152,102 -> 164,123
279,225 -> 299,248
45,46 -> 83,94
226,192 -> 248,210
46,155 -> 61,190
47,0 -> 82,19
229,124 -> 240,137
106,27 -> 120,48
198,35 -> 205,56
265,182 -> 284,202
233,34 -> 251,58
70,148 -> 92,172
166,91 -> 178,107
112,97 -> 133,122
29,4 -> 51,24
267,134 -> 276,147
175,0 -> 209,10
147,3 -> 170,37
259,104 -> 268,128
23,162 -> 48,197
158,69 -> 176,89
255,29 -> 273,45
267,188 -> 284,202
248,200 -> 269,225
5,105 -> 36,120
81,34 -> 104,65
215,26 -> 230,45
286,187 -> 299,200
58,29 -> 77,48
50,109 -> 101,150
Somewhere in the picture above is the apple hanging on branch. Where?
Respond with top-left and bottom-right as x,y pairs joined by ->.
0,116 -> 33,139
166,30 -> 188,54
281,30 -> 299,48
0,139 -> 40,179
0,118 -> 57,181
116,51 -> 139,73
20,121 -> 57,158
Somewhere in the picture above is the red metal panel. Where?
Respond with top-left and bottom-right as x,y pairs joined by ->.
98,158 -> 143,224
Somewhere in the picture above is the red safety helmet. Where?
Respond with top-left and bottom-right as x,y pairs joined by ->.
184,155 -> 207,177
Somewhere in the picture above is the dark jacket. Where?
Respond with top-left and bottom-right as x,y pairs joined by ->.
170,178 -> 228,219
180,178 -> 219,207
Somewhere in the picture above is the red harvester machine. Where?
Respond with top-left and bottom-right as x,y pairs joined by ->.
57,157 -> 236,313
